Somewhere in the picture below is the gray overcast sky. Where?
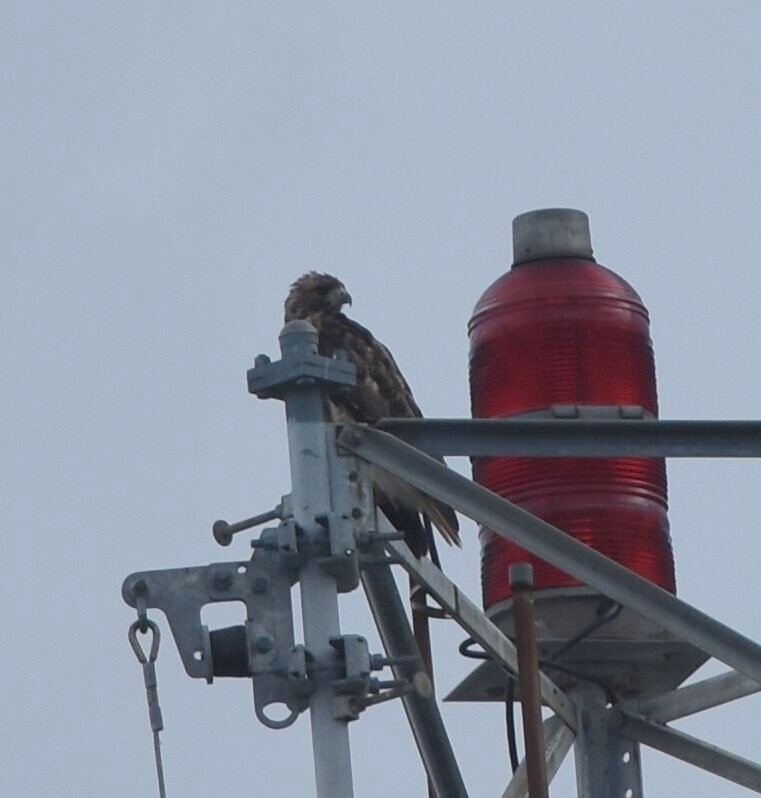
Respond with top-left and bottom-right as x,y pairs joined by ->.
4,3 -> 761,796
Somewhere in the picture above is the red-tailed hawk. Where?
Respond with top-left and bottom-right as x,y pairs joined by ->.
284,272 -> 461,557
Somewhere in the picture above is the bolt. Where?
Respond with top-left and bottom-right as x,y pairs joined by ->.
370,653 -> 417,670
132,579 -> 147,595
255,635 -> 274,653
212,520 -> 233,547
351,507 -> 363,520
348,471 -> 359,482
251,575 -> 270,594
341,428 -> 362,448
213,570 -> 233,591
254,354 -> 271,367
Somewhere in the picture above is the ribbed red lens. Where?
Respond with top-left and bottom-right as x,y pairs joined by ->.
469,258 -> 676,609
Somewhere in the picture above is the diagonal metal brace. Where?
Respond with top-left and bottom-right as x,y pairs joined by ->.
339,426 -> 761,687
636,669 -> 761,723
613,710 -> 761,793
361,533 -> 470,798
384,536 -> 576,730
502,714 -> 575,798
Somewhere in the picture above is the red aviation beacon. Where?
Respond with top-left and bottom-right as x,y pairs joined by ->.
468,210 -> 680,673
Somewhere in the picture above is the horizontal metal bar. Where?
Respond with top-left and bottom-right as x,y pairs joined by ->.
374,418 -> 761,457
383,533 -> 577,730
615,711 -> 761,793
339,427 -> 761,687
637,670 -> 761,723
502,715 -> 575,798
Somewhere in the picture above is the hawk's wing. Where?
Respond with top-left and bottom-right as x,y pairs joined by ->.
315,312 -> 460,554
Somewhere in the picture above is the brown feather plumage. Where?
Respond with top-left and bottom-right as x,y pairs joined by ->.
284,272 -> 460,556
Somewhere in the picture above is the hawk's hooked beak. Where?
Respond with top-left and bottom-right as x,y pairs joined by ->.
328,285 -> 352,311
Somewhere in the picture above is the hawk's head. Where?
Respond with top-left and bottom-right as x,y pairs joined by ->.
284,272 -> 353,321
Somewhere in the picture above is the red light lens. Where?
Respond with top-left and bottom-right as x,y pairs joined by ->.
469,258 -> 676,607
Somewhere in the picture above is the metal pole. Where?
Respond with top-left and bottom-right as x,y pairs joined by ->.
509,564 -> 549,798
385,535 -> 576,729
361,549 -> 469,798
280,329 -> 354,798
340,427 -> 761,686
375,418 -> 761,458
574,684 -> 643,798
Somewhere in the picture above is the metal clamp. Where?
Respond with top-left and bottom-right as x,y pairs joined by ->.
247,322 -> 357,401
329,634 -> 422,721
316,512 -> 360,593
122,541 -> 299,723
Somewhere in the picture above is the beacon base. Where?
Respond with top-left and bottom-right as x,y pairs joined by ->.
447,587 -> 709,703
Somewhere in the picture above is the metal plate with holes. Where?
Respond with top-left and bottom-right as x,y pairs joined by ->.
122,553 -> 295,683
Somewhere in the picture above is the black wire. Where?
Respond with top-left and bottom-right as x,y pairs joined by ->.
458,637 -> 490,660
535,598 -> 623,698
505,676 -> 520,775
459,639 -> 520,774
458,598 -> 624,773
547,599 -> 622,662
536,600 -> 622,698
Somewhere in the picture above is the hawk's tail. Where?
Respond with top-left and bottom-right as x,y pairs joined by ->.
421,496 -> 461,549
371,464 -> 460,557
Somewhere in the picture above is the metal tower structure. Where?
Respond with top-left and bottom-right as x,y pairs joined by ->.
123,320 -> 761,797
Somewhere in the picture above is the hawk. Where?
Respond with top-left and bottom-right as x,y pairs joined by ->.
284,272 -> 461,557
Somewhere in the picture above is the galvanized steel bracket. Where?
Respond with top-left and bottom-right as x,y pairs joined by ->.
121,485 -> 386,731
122,541 -> 303,727
246,321 -> 356,401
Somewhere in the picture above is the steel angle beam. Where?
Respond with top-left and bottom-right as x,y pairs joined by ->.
502,715 -> 575,798
361,550 -> 468,798
338,426 -> 761,687
615,711 -> 761,793
638,670 -> 761,723
383,535 -> 576,729
375,418 -> 761,458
